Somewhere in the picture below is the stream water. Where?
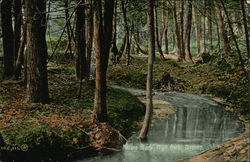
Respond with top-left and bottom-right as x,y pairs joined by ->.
77,86 -> 244,162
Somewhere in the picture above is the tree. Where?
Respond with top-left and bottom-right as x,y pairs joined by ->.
75,0 -> 87,98
193,3 -> 205,57
173,1 -> 182,61
184,0 -> 193,62
121,0 -> 131,65
154,5 -> 165,60
241,0 -> 250,58
12,19 -> 27,80
220,0 -> 245,71
139,0 -> 155,140
161,4 -> 169,54
93,0 -> 114,122
25,0 -> 49,104
110,0 -> 119,63
86,0 -> 94,79
207,0 -> 213,51
64,0 -> 73,57
179,0 -> 185,60
214,0 -> 231,55
13,0 -> 22,61
1,0 -> 15,80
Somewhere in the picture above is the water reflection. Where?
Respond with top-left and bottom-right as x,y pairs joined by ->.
78,90 -> 243,162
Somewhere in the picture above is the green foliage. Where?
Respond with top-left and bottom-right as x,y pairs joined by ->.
1,120 -> 88,160
107,87 -> 145,135
206,83 -> 231,98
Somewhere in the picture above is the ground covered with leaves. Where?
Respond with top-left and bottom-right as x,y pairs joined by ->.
0,63 -> 145,161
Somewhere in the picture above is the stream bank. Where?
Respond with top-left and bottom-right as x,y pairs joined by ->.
77,86 -> 244,162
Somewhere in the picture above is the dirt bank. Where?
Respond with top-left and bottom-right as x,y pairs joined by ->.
179,122 -> 249,162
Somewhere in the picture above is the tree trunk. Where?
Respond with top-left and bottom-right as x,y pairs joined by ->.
162,8 -> 168,54
13,0 -> 22,61
179,0 -> 185,60
193,6 -> 205,56
12,20 -> 27,80
139,0 -> 155,140
241,0 -> 250,58
64,0 -> 73,56
25,0 -> 49,104
154,6 -> 165,60
93,0 -> 114,122
208,0 -> 213,51
75,0 -> 87,81
134,37 -> 147,55
184,0 -> 193,62
110,0 -> 119,63
214,1 -> 231,55
203,0 -> 207,54
1,0 -> 15,80
121,0 -> 131,65
220,0 -> 245,71
86,0 -> 94,79
173,1 -> 182,61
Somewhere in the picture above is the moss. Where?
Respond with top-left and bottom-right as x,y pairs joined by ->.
1,121 -> 88,148
0,120 -> 89,161
107,87 -> 145,135
205,83 -> 231,99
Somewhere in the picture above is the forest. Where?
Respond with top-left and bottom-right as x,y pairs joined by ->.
0,0 -> 249,161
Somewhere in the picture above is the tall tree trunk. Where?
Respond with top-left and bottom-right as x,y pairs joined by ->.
193,6 -> 205,56
139,0 -> 155,140
241,0 -> 250,58
184,0 -> 193,62
121,0 -> 130,65
203,0 -> 207,54
1,0 -> 15,80
208,0 -> 213,51
173,1 -> 182,61
154,6 -> 165,60
220,0 -> 245,71
86,0 -> 94,79
93,0 -> 114,122
110,0 -> 119,63
179,0 -> 185,60
75,0 -> 86,81
25,0 -> 49,104
12,20 -> 27,80
75,0 -> 87,99
64,0 -> 73,56
214,1 -> 231,56
13,0 -> 22,61
162,8 -> 168,54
